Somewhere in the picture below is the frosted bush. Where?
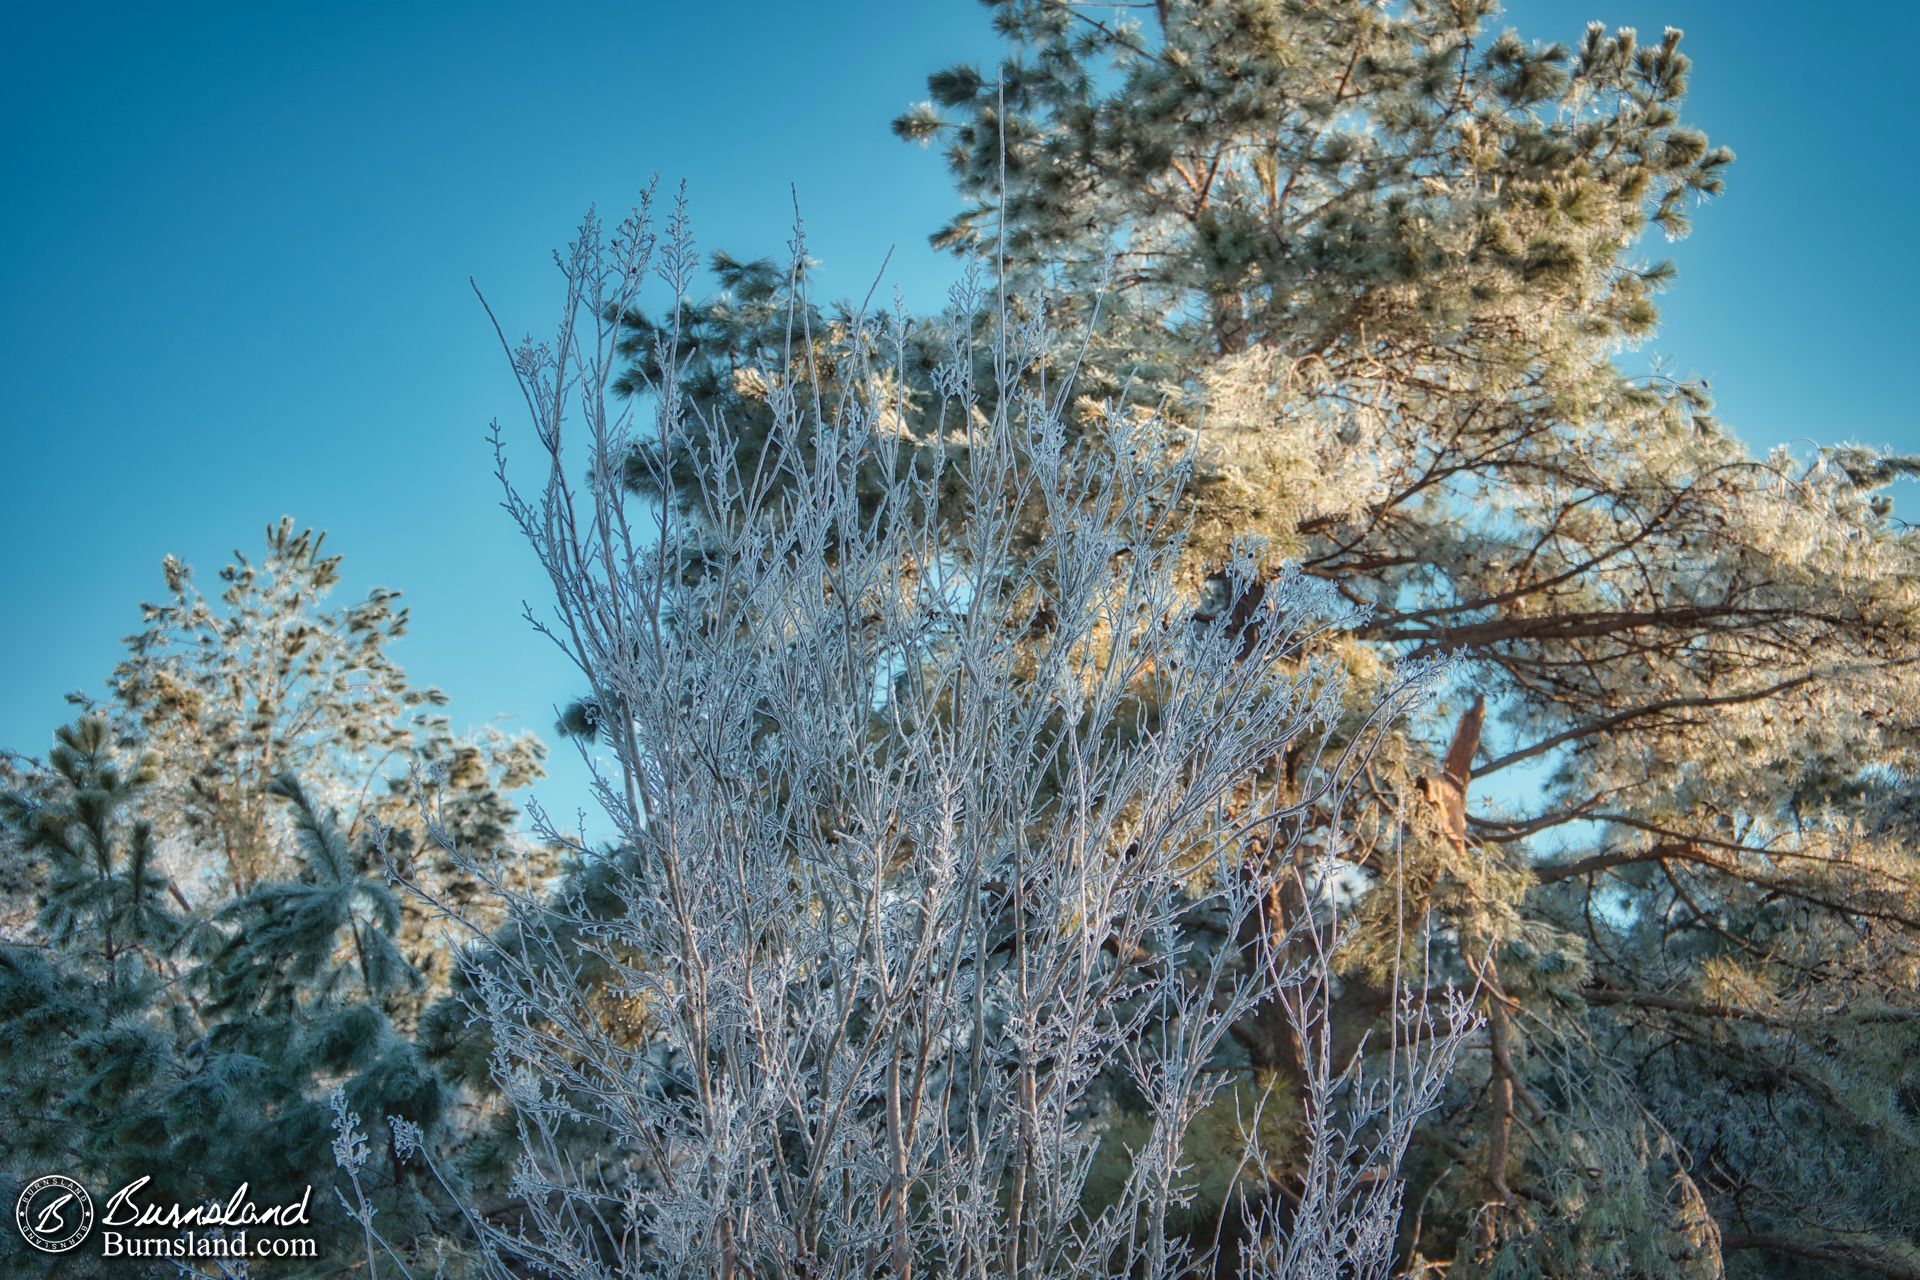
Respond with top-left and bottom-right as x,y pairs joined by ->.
360,187 -> 1475,1279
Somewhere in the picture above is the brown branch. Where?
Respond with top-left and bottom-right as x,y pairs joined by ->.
1720,1234 -> 1920,1280
1581,987 -> 1794,1030
1533,840 -> 1920,930
1474,670 -> 1828,777
1417,696 -> 1484,854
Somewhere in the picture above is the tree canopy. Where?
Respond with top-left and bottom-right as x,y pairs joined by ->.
884,3 -> 1920,1275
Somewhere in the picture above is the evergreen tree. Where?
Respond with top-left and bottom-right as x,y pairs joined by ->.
879,3 -> 1920,1275
0,736 -> 473,1278
1,524 -> 550,1276
101,517 -> 547,993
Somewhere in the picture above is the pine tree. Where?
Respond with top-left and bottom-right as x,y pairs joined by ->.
0,729 -> 473,1277
0,720 -> 200,1203
1,524 -> 552,1276
102,517 -> 548,992
879,3 -> 1920,1275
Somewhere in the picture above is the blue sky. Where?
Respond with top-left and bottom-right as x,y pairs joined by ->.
3,1 -> 1915,824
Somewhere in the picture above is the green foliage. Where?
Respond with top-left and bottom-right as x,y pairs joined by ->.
204,775 -> 421,1016
1,526 -> 551,1277
0,722 -> 459,1277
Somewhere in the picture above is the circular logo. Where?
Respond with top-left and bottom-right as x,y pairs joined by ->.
14,1175 -> 93,1253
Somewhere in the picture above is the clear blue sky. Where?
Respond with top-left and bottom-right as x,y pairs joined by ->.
3,1 -> 1915,824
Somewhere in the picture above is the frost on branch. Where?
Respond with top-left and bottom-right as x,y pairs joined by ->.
390,192 -> 1474,1279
